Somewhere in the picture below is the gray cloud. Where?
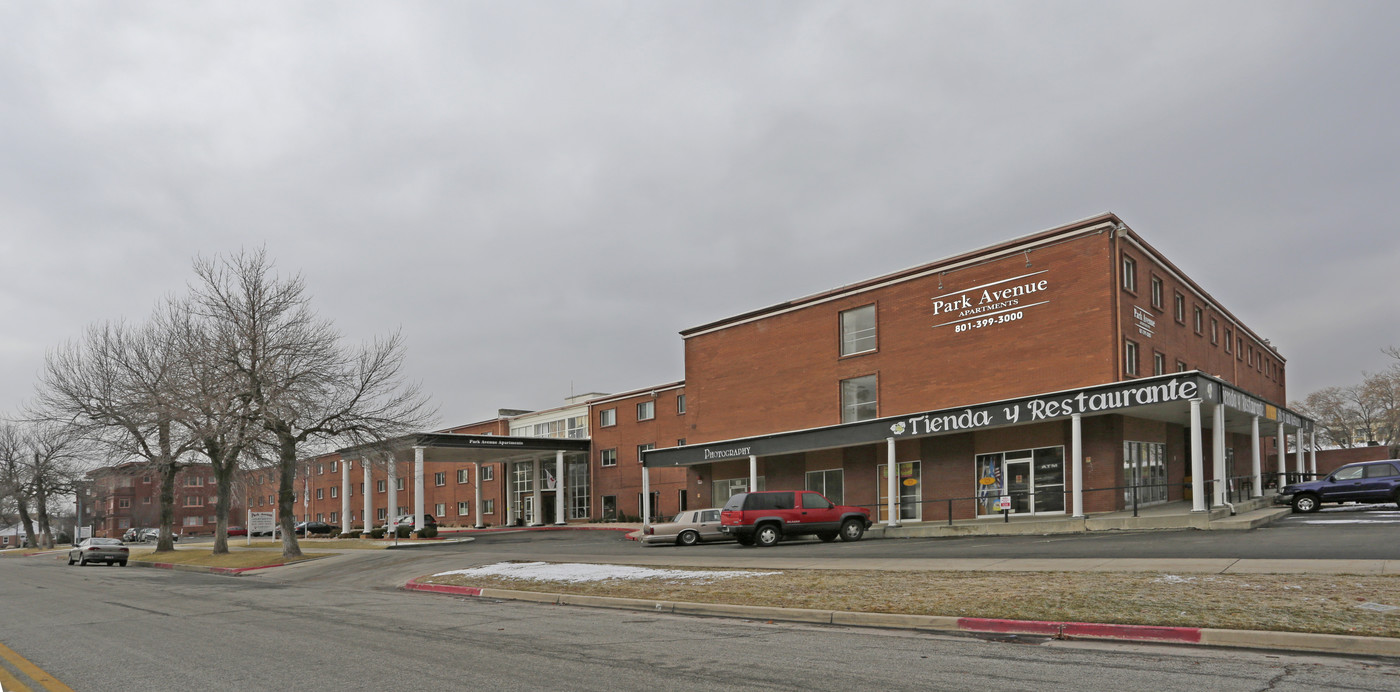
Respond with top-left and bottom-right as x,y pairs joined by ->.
1,1 -> 1396,424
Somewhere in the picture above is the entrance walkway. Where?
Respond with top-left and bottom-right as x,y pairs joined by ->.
870,497 -> 1290,539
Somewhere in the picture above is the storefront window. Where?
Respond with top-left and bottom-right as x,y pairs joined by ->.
805,469 -> 844,505
976,446 -> 1066,517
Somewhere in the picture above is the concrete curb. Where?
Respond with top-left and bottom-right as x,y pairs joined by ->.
402,578 -> 1400,658
383,537 -> 475,550
129,554 -> 333,576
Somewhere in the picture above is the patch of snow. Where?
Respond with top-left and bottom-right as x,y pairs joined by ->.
433,561 -> 780,584
1153,574 -> 1197,584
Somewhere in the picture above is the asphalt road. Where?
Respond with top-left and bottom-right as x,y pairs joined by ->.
3,552 -> 1399,691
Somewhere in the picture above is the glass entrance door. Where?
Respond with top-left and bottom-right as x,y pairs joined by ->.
1005,454 -> 1032,514
877,461 -> 921,522
1123,442 -> 1167,506
975,447 -> 1067,517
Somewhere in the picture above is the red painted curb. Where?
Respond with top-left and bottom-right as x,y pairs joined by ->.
958,617 -> 1202,643
136,560 -> 292,575
403,578 -> 482,597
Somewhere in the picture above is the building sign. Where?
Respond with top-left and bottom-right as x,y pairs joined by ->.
1133,306 -> 1156,338
702,446 -> 752,461
930,270 -> 1050,334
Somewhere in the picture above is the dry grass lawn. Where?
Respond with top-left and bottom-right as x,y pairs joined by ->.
241,539 -> 391,550
134,549 -> 329,569
425,566 -> 1400,637
0,548 -> 53,557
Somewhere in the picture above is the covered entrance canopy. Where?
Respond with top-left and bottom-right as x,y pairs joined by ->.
338,433 -> 590,531
643,372 -> 1313,526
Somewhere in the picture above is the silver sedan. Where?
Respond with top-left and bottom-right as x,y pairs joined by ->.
641,509 -> 729,546
68,538 -> 130,566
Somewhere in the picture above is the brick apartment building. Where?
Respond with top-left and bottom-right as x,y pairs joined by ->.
243,213 -> 1315,533
86,462 -> 245,537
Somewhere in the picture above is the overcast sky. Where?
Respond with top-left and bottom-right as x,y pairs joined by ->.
1,2 -> 1396,426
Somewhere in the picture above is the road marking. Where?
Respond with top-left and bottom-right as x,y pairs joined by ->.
0,658 -> 37,692
0,642 -> 73,692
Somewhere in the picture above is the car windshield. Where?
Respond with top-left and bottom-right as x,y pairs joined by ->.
91,538 -> 122,545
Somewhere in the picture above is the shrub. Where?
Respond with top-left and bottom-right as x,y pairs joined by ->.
338,530 -> 362,539
415,525 -> 439,539
395,525 -> 412,539
368,528 -> 385,539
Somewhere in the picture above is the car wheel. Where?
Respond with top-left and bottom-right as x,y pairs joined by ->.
818,532 -> 838,542
67,556 -> 75,565
78,556 -> 87,566
119,561 -> 128,567
839,519 -> 866,542
735,534 -> 755,547
677,530 -> 700,546
755,524 -> 781,547
1292,494 -> 1320,513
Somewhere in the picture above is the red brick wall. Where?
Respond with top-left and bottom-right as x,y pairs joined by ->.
590,386 -> 690,519
683,230 -> 1119,444
1269,446 -> 1392,476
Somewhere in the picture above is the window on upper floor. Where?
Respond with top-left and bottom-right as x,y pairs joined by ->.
636,401 -> 655,421
636,443 -> 655,463
600,449 -> 617,467
1150,276 -> 1163,310
676,394 -> 686,414
1177,360 -> 1189,373
1121,256 -> 1137,293
481,465 -> 494,482
1193,306 -> 1203,335
1225,329 -> 1233,353
599,408 -> 616,427
1210,318 -> 1218,345
1174,293 -> 1186,323
1125,340 -> 1140,376
1153,352 -> 1166,376
434,472 -> 446,486
457,468 -> 470,484
839,304 -> 877,356
840,374 -> 878,423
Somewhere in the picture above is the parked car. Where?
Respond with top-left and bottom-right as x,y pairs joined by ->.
641,509 -> 729,546
383,514 -> 437,531
720,490 -> 872,547
226,526 -> 248,537
122,528 -> 139,542
1278,460 -> 1400,513
137,528 -> 176,543
68,538 -> 129,566
296,521 -> 336,536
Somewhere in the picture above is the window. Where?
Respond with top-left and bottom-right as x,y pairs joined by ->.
840,304 -> 877,356
183,516 -> 202,527
457,469 -> 470,484
1125,340 -> 1139,376
318,464 -> 324,475
1210,318 -> 1218,345
317,513 -> 323,522
1174,293 -> 1185,323
316,488 -> 324,500
1237,338 -> 1244,360
1150,276 -> 1163,310
805,469 -> 845,505
637,443 -> 655,463
329,512 -> 338,523
458,501 -> 470,516
1193,306 -> 1203,334
636,401 -> 655,421
840,374 -> 878,423
434,472 -> 446,487
1248,347 -> 1254,366
118,498 -> 130,509
676,394 -> 686,414
185,476 -> 204,487
377,508 -> 387,520
330,486 -> 338,499
601,496 -> 617,521
677,438 -> 686,447
599,408 -> 616,427
435,503 -> 446,517
142,497 -> 150,505
1225,329 -> 1233,353
1176,360 -> 1188,373
141,475 -> 151,484
481,465 -> 494,482
330,461 -> 338,473
185,495 -> 203,507
483,499 -> 495,515
1121,256 -> 1137,292
566,416 -> 587,439
1153,352 -> 1166,376
377,480 -> 386,493
600,449 -> 617,467
396,478 -> 405,491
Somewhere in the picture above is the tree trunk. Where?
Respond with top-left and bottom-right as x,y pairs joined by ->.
275,432 -> 303,559
157,458 -> 178,553
32,477 -> 53,548
212,458 -> 233,555
16,496 -> 38,547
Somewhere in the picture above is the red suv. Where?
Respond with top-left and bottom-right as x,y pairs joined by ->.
719,490 -> 872,547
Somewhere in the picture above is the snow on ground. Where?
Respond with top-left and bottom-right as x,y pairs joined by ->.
434,561 -> 780,584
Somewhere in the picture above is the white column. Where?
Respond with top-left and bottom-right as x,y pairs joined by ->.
748,455 -> 758,492
1190,398 -> 1206,512
387,455 -> 399,526
1295,432 -> 1305,476
531,457 -> 543,526
1250,417 -> 1262,499
504,462 -> 514,526
341,459 -> 351,534
413,446 -> 425,531
361,457 -> 372,532
554,450 -> 566,526
1212,403 -> 1226,507
641,463 -> 651,529
1276,426 -> 1287,490
886,437 -> 900,528
473,462 -> 484,529
1071,413 -> 1084,518
1310,431 -> 1317,475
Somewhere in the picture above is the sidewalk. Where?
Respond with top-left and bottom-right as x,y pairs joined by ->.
869,497 -> 1290,539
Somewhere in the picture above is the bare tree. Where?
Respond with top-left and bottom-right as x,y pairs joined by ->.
0,422 -> 38,548
190,249 -> 434,558
15,418 -> 91,548
37,319 -> 203,553
1292,386 -> 1359,448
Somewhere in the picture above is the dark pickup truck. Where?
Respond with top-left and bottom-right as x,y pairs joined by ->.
1278,460 -> 1400,513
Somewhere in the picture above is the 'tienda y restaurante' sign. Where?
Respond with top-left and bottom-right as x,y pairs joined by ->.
644,373 -> 1311,468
